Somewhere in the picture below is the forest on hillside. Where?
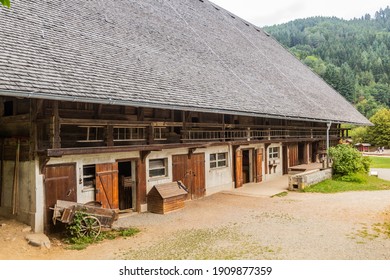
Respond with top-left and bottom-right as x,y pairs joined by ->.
263,7 -> 390,119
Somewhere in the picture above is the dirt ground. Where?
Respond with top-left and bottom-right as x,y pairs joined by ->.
1,189 -> 390,260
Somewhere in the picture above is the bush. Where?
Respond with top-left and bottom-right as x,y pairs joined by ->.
329,144 -> 371,176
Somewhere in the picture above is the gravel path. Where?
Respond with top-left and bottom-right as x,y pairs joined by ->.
111,190 -> 390,260
2,190 -> 390,260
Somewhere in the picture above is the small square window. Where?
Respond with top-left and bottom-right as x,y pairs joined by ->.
210,152 -> 228,169
269,147 -> 279,159
149,158 -> 168,178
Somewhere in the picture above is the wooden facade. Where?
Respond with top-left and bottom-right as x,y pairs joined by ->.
0,97 -> 347,232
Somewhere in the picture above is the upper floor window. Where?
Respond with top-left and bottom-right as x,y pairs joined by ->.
77,126 -> 104,142
113,127 -> 146,141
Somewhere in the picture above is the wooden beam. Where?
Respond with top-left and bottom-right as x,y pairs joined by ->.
140,150 -> 151,163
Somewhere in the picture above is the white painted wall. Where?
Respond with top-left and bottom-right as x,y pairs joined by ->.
47,151 -> 139,204
146,145 -> 234,195
264,143 -> 283,181
0,160 -> 36,229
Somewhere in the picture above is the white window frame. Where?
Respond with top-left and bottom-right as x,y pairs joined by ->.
268,147 -> 280,159
113,127 -> 146,141
149,158 -> 168,178
77,126 -> 104,142
210,152 -> 228,169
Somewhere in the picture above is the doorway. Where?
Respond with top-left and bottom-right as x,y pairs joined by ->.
242,149 -> 253,184
118,160 -> 136,211
298,143 -> 305,164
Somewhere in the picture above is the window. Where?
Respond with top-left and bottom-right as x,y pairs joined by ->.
154,127 -> 168,140
149,158 -> 168,178
269,147 -> 279,159
77,126 -> 104,142
82,165 -> 96,189
210,152 -> 227,169
113,127 -> 146,141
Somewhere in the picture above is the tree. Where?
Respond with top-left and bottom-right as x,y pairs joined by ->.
329,144 -> 370,176
0,0 -> 10,8
366,108 -> 390,147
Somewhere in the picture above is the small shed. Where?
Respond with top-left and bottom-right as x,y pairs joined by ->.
355,143 -> 371,152
147,181 -> 188,214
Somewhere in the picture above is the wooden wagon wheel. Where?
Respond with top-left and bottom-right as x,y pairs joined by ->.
79,215 -> 101,239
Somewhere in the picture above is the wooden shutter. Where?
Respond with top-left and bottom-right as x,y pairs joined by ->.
96,162 -> 119,209
255,149 -> 263,182
235,149 -> 243,188
44,163 -> 76,232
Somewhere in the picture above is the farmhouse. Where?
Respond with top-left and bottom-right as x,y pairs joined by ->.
0,0 -> 370,232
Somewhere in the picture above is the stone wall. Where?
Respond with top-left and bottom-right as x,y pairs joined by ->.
288,168 -> 332,191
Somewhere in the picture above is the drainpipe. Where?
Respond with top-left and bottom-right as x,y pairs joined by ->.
326,122 -> 332,168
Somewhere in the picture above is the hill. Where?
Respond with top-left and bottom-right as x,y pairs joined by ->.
264,7 -> 390,119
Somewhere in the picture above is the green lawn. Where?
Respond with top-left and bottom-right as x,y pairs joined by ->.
303,174 -> 390,193
368,156 -> 390,168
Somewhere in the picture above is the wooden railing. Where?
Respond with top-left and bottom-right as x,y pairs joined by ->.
182,129 -> 340,141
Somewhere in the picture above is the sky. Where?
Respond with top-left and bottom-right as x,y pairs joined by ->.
210,0 -> 390,27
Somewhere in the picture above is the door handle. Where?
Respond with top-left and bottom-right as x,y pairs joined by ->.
66,189 -> 73,197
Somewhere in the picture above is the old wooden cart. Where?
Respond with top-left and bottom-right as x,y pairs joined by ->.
51,200 -> 119,238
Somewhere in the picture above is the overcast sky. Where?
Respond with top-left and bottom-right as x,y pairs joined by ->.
210,0 -> 390,27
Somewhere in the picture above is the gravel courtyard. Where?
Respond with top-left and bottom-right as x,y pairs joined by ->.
2,189 -> 390,260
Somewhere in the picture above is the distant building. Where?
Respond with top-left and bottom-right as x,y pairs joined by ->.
355,143 -> 371,152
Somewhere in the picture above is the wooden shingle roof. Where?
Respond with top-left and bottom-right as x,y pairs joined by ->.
0,0 -> 371,125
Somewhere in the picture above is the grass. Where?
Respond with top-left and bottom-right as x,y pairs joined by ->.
271,191 -> 288,198
368,156 -> 390,168
64,227 -> 140,250
303,174 -> 390,193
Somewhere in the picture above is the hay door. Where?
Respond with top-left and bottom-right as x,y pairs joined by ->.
96,162 -> 119,209
255,148 -> 263,182
172,153 -> 205,200
44,163 -> 77,233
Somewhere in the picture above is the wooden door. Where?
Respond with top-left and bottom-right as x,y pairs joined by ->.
255,149 -> 263,182
96,162 -> 119,209
190,153 -> 205,199
282,146 -> 289,174
289,143 -> 299,167
172,154 -> 205,200
44,163 -> 77,232
235,149 -> 243,188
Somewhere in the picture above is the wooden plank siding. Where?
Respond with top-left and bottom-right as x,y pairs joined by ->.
288,143 -> 299,167
44,163 -> 77,232
235,148 -> 243,188
95,162 -> 119,209
255,148 -> 263,182
172,153 -> 205,200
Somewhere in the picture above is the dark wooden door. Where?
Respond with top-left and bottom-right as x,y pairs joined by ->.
96,162 -> 119,209
172,154 -> 205,200
235,149 -> 243,188
255,148 -> 263,182
44,163 -> 77,232
283,146 -> 288,174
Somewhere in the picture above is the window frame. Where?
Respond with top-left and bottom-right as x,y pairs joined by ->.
113,126 -> 146,141
148,158 -> 168,178
209,152 -> 228,169
268,147 -> 280,159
